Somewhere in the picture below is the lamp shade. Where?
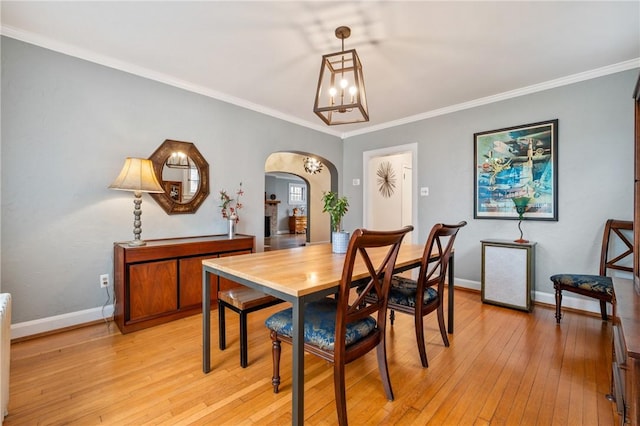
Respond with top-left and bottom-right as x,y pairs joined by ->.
109,157 -> 164,193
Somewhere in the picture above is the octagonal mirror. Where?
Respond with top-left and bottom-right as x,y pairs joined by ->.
148,139 -> 209,214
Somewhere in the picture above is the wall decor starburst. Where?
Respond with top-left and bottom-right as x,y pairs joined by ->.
377,161 -> 396,198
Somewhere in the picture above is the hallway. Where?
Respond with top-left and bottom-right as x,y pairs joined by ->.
263,233 -> 307,251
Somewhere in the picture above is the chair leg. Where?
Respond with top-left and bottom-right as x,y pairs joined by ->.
414,313 -> 428,368
375,339 -> 394,401
389,309 -> 395,326
554,287 -> 563,323
333,359 -> 348,426
240,311 -> 248,368
436,303 -> 449,347
218,301 -> 226,350
599,300 -> 608,321
270,330 -> 281,393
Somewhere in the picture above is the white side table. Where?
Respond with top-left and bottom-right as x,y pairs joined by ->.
481,239 -> 536,312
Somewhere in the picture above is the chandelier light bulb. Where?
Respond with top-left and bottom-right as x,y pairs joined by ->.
340,78 -> 349,89
349,86 -> 357,103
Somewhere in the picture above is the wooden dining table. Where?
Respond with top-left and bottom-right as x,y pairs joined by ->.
201,242 -> 455,425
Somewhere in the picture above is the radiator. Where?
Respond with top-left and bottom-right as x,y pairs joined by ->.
0,293 -> 10,423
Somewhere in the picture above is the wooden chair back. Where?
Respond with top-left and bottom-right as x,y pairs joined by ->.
336,226 -> 413,358
600,219 -> 633,276
417,221 -> 467,301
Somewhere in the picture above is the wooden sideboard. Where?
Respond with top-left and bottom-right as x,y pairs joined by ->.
612,278 -> 640,425
113,234 -> 254,334
288,215 -> 307,234
610,72 -> 640,425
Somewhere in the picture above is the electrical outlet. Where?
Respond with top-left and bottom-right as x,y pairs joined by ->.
100,274 -> 110,288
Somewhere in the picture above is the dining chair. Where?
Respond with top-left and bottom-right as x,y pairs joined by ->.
550,219 -> 633,323
362,221 -> 466,368
264,225 -> 413,426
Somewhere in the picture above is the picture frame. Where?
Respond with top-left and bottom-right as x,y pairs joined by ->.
165,181 -> 182,202
474,119 -> 558,220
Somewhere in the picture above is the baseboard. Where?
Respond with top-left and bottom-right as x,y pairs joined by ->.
532,290 -> 609,316
454,278 -> 481,292
453,278 -> 605,316
11,304 -> 114,340
9,279 -> 607,339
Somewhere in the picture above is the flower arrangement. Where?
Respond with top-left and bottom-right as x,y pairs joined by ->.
220,182 -> 244,223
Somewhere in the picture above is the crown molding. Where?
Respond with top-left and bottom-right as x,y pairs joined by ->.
3,25 -> 637,141
0,26 -> 342,138
342,58 -> 640,139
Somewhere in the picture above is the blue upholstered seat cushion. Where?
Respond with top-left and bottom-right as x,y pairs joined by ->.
264,298 -> 377,351
550,274 -> 613,295
388,276 -> 438,307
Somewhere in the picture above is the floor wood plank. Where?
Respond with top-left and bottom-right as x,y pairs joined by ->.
5,289 -> 619,425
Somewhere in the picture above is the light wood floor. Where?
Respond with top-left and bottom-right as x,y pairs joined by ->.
6,289 -> 618,425
264,234 -> 307,251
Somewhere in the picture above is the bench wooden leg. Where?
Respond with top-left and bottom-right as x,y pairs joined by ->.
218,301 -> 226,350
240,311 -> 248,368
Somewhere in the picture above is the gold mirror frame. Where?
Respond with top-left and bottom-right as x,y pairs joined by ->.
148,139 -> 209,214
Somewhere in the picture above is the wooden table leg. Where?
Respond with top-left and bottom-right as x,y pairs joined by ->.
202,268 -> 212,373
291,300 -> 305,425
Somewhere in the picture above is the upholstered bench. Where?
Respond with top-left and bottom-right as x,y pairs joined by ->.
218,288 -> 283,368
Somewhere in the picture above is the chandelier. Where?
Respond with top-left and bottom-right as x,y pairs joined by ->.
313,26 -> 369,126
303,157 -> 323,174
165,151 -> 190,169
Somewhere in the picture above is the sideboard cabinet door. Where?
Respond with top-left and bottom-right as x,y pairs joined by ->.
179,255 -> 219,309
219,250 -> 252,291
129,260 -> 178,321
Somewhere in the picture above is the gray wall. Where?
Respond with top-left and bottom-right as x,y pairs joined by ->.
1,35 -> 637,328
342,69 -> 638,296
1,37 -> 342,324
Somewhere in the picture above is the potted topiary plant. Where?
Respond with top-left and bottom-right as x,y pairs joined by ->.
322,191 -> 350,253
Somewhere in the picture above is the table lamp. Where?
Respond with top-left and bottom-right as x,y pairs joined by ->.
109,157 -> 164,246
512,196 -> 531,243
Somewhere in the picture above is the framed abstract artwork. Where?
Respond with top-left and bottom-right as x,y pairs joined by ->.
474,119 -> 558,220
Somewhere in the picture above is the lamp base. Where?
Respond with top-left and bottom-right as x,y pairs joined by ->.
514,238 -> 529,244
128,239 -> 147,247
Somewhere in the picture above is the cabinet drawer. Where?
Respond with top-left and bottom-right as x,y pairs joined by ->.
129,260 -> 178,321
613,361 -> 626,417
613,324 -> 628,366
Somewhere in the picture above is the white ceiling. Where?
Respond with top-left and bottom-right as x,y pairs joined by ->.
2,1 -> 639,138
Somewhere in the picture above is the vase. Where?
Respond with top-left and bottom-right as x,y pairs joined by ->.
228,219 -> 236,239
332,231 -> 350,254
